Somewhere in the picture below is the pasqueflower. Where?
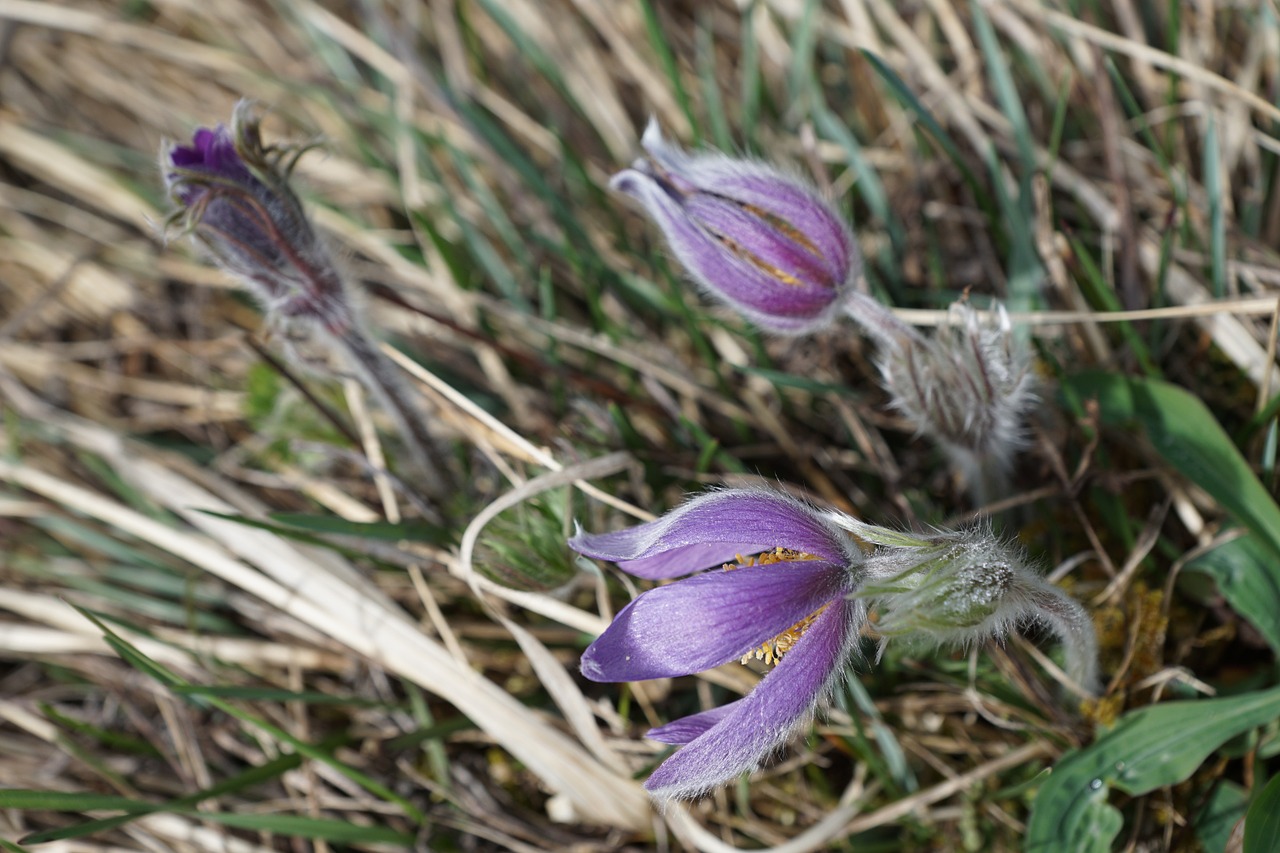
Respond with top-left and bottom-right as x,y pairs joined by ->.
571,488 -> 866,800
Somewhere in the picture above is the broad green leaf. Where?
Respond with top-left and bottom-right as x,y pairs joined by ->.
1027,685 -> 1280,851
1245,774 -> 1280,853
1184,533 -> 1280,654
1196,781 -> 1248,853
1062,373 -> 1280,559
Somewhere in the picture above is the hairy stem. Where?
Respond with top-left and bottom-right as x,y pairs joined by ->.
328,327 -> 457,510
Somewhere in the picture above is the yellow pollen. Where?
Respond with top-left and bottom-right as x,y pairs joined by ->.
713,233 -> 805,288
722,547 -> 827,666
741,606 -> 828,666
739,202 -> 822,256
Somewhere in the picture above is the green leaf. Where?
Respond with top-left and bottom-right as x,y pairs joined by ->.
1245,774 -> 1280,853
1184,533 -> 1280,655
1062,372 -> 1280,559
1196,781 -> 1248,853
1027,686 -> 1280,851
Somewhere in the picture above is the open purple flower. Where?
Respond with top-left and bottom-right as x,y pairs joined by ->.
162,101 -> 353,335
611,121 -> 861,335
570,488 -> 866,800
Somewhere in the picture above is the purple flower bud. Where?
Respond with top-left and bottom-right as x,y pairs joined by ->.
611,121 -> 861,335
162,101 -> 353,335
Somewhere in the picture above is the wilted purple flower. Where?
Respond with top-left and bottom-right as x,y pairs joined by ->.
611,121 -> 861,335
834,517 -> 1100,696
571,488 -> 866,800
162,101 -> 354,336
161,103 -> 456,501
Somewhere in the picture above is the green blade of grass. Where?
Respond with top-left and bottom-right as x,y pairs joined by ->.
72,606 -> 427,824
1066,237 -> 1159,376
17,754 -> 304,843
1204,115 -> 1226,298
637,0 -> 697,143
860,49 -> 995,223
0,791 -> 146,811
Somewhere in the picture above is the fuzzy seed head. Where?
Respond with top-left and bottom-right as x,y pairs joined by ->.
879,302 -> 1035,472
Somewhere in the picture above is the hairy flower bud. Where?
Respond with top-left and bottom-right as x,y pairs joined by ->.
828,516 -> 1100,695
162,101 -> 353,335
611,120 -> 861,335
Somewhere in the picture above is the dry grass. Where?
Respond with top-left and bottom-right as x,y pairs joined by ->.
1,0 -> 1279,850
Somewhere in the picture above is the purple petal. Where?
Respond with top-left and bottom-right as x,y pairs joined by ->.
616,541 -> 775,580
681,193 -> 840,297
643,599 -> 864,800
647,702 -> 739,745
685,164 -> 854,285
570,489 -> 851,577
581,560 -> 846,681
168,125 -> 255,187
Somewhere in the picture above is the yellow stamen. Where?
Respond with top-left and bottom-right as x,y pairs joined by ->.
712,233 -> 805,288
724,548 -> 828,666
739,202 -> 822,256
741,606 -> 829,666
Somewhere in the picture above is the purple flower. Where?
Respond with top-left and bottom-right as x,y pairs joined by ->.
570,488 -> 866,800
611,121 -> 861,335
162,101 -> 353,335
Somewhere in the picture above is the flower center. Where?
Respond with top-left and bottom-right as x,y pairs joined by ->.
725,547 -> 829,666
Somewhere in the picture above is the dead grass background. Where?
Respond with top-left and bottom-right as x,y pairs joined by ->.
1,0 -> 1279,850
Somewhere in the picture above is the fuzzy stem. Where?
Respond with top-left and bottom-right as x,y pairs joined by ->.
841,290 -> 923,349
327,327 -> 457,509
1021,581 -> 1101,697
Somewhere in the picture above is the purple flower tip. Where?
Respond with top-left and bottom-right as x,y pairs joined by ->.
161,101 -> 353,335
612,120 -> 862,336
573,488 -> 866,799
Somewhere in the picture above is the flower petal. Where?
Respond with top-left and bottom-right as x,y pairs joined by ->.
616,541 -> 773,580
580,560 -> 846,682
570,488 -> 852,576
643,599 -> 864,800
646,702 -> 739,745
